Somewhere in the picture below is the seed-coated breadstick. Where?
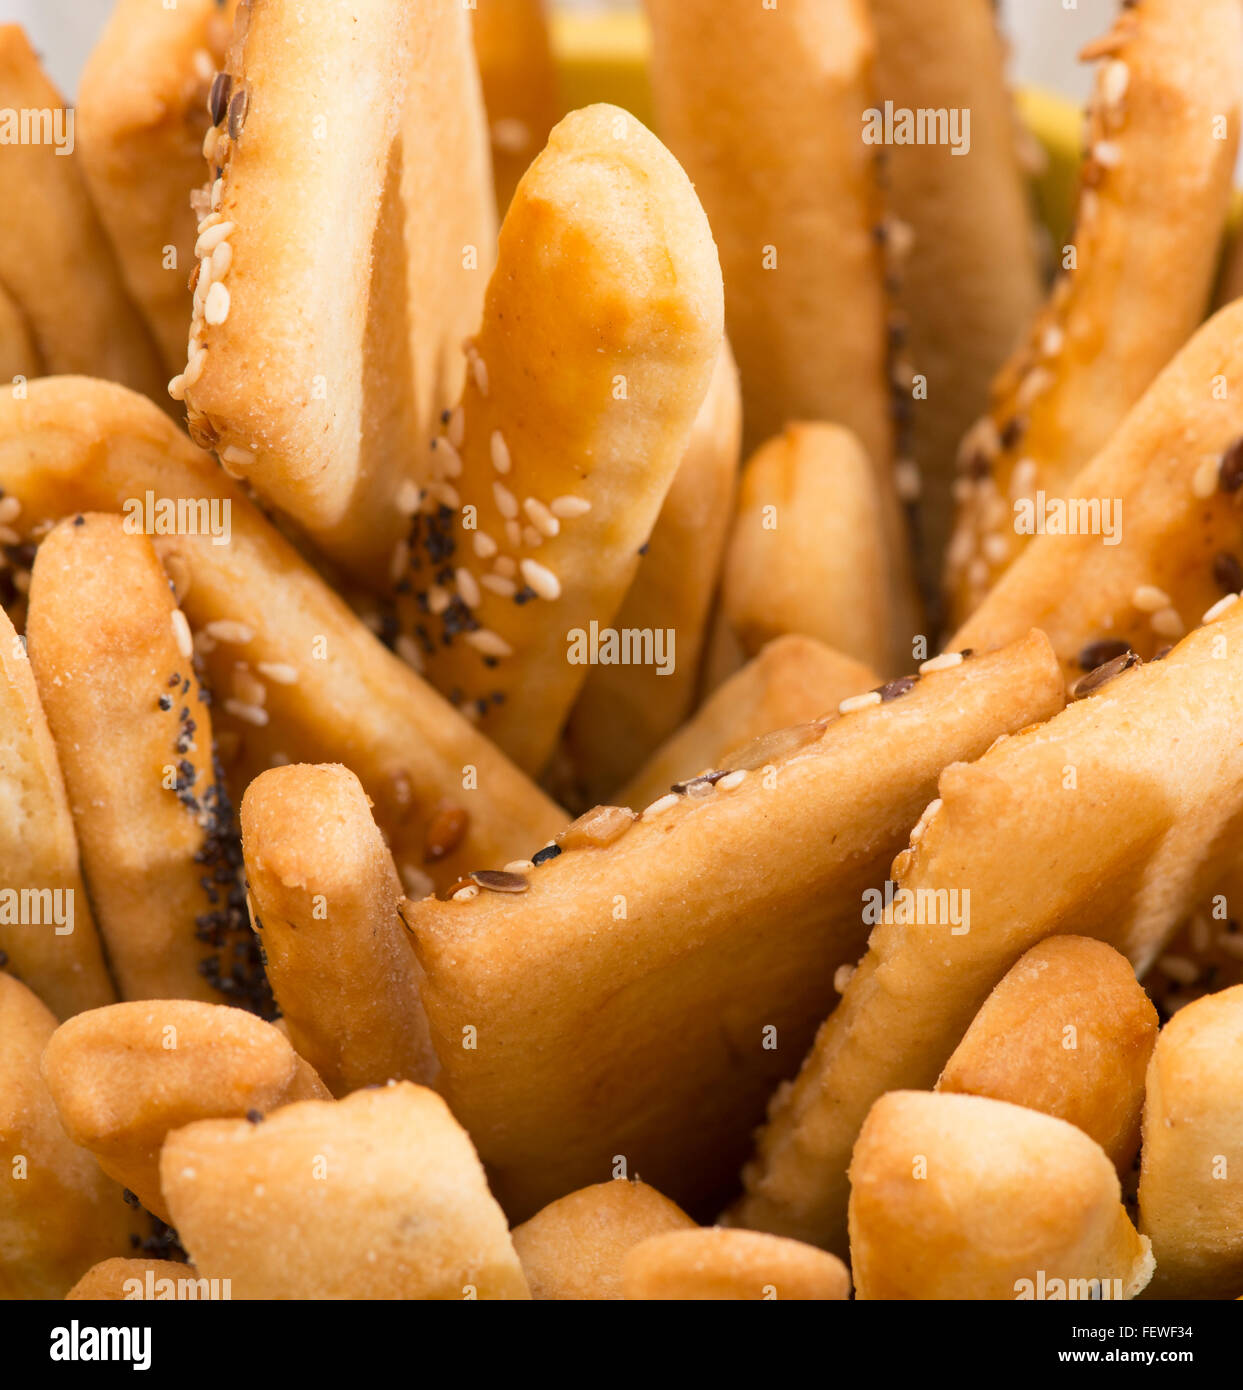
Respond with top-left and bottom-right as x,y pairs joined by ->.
241,763 -> 437,1095
563,339 -> 742,803
0,974 -> 135,1299
26,516 -> 265,1008
178,0 -> 495,585
951,299 -> 1243,683
1138,985 -> 1243,1298
732,608 -> 1243,1252
945,0 -> 1242,625
868,0 -> 1041,590
0,606 -> 114,1019
0,377 -> 564,889
622,1228 -> 850,1302
402,631 -> 1063,1221
512,1179 -> 695,1301
616,635 -> 878,813
403,104 -> 724,776
42,999 -> 327,1224
161,1082 -> 530,1299
0,27 -> 165,400
78,0 -> 240,376
847,1092 -> 1153,1301
66,1257 -> 197,1301
936,936 -> 1157,1173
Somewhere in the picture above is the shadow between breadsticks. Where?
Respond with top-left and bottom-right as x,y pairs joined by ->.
0,607 -> 114,1019
950,298 -> 1243,682
945,0 -> 1242,625
0,377 -> 564,889
398,104 -> 724,777
399,630 -> 1063,1223
177,0 -> 496,586
730,605 -> 1243,1253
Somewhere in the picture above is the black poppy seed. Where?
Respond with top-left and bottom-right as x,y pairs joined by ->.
246,1109 -> 264,1124
1212,551 -> 1243,595
73,514 -> 85,526
483,656 -> 499,668
1219,437 -> 1243,493
122,1188 -> 140,1209
514,585 -> 537,605
531,843 -> 562,866
168,673 -> 180,687
638,542 -> 650,556
999,418 -> 1024,451
158,694 -> 172,711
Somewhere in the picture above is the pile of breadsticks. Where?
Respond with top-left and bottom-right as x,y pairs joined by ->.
2,0 -> 1243,1303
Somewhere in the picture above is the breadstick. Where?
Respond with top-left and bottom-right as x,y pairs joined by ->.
644,0 -> 919,653
935,936 -> 1157,1173
945,0 -> 1242,625
66,1258 -> 201,1302
951,298 -> 1243,682
0,279 -> 38,383
402,631 -> 1063,1221
622,1228 -> 850,1302
0,974 -> 135,1299
177,0 -> 495,586
617,636 -> 878,814
240,763 -> 436,1095
847,1092 -> 1153,1301
0,606 -> 114,1019
0,26 -> 164,399
77,0 -> 239,376
42,999 -> 327,1224
472,0 -> 560,212
0,377 -> 564,889
401,104 -> 724,777
512,1179 -> 695,1301
867,0 -> 1042,589
718,423 -> 898,675
563,339 -> 742,803
732,608 -> 1243,1252
161,1082 -> 530,1299
26,515 -> 265,1008
1138,985 -> 1243,1298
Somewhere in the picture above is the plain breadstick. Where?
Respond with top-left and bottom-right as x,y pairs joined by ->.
240,763 -> 437,1095
161,1083 -> 530,1299
563,339 -> 742,803
405,104 -> 724,776
0,377 -> 564,890
945,0 -> 1242,624
512,1180 -> 695,1301
936,936 -> 1157,1173
402,631 -> 1063,1221
622,1228 -> 850,1302
66,1258 -> 197,1301
1138,986 -> 1243,1299
732,607 -> 1243,1253
179,0 -> 495,585
848,1092 -> 1153,1301
0,606 -> 114,1019
42,999 -> 328,1223
617,635 -> 878,813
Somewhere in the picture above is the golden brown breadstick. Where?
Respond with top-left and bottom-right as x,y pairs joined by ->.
848,1092 -> 1153,1301
0,27 -> 164,399
42,999 -> 327,1224
732,607 -> 1243,1253
512,1180 -> 695,1301
78,0 -> 239,376
951,298 -> 1243,682
178,0 -> 495,585
161,1082 -> 530,1299
718,423 -> 898,675
240,763 -> 436,1096
0,377 -> 564,889
616,635 -> 878,813
402,631 -> 1063,1221
26,515 -> 264,1007
622,1228 -> 850,1302
0,606 -> 114,1019
66,1258 -> 202,1301
0,974 -> 135,1299
1139,985 -> 1243,1298
562,340 -> 742,804
945,0 -> 1242,624
472,0 -> 560,212
400,104 -> 724,776
936,936 -> 1157,1173
868,0 -> 1041,589
0,279 -> 38,383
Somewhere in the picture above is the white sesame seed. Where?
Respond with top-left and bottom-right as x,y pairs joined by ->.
448,407 -> 465,450
550,494 -> 591,519
833,963 -> 855,994
456,568 -> 481,608
967,558 -> 989,589
0,526 -> 19,546
493,555 -> 517,579
427,586 -> 450,615
1100,59 -> 1130,107
197,211 -> 222,235
1093,140 -> 1122,169
182,348 -> 207,389
503,859 -> 535,873
1132,584 -> 1171,613
220,444 -> 255,466
396,479 -> 421,515
480,574 -> 517,598
493,482 -> 518,519
716,770 -> 747,791
1158,955 -> 1199,986
1150,607 -> 1185,640
472,354 -> 490,397
209,241 -> 233,280
524,497 -> 560,537
0,496 -> 21,525
505,520 -> 522,548
1016,366 -> 1055,410
452,885 -> 479,902
838,691 -> 882,714
522,525 -> 544,549
919,651 -> 964,674
465,629 -> 513,658
520,557 -> 561,600
232,668 -> 266,707
895,459 -> 921,502
192,628 -> 215,656
194,220 -> 234,257
168,374 -> 187,401
490,430 -> 511,475
983,534 -> 1010,565
1010,458 -> 1038,500
171,609 -> 194,658
436,438 -> 462,479
643,793 -> 680,817
205,619 -> 254,644
1202,592 -> 1239,624
256,661 -> 298,685
1192,456 -> 1220,500
472,530 -> 498,559
428,481 -> 461,510
396,635 -> 424,673
210,177 -> 223,211
389,540 -> 409,585
1040,325 -> 1065,357
204,282 -> 231,326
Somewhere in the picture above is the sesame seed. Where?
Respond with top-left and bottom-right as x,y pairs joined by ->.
472,354 -> 490,397
171,609 -> 194,658
210,177 -> 223,212
204,282 -> 231,326
1040,325 -> 1065,357
895,459 -> 921,502
838,691 -> 882,714
232,668 -> 266,707
451,885 -> 479,902
490,430 -> 511,475
1132,584 -> 1170,613
643,793 -> 680,817
503,860 -> 535,873
168,375 -> 187,401
833,964 -> 855,994
1202,592 -> 1239,624
493,482 -> 518,519
520,558 -> 561,600
256,661 -> 297,685
396,479 -> 421,515
919,651 -> 964,674
389,540 -> 409,585
1150,607 -> 1185,640
1100,59 -> 1130,106
1158,955 -> 1199,986
465,629 -> 513,658
428,586 -> 451,615
427,481 -> 460,510
210,242 -> 233,280
396,635 -> 424,672
437,438 -> 463,479
456,568 -> 481,607
223,697 -> 268,727
983,534 -> 1010,565
205,619 -> 254,644
182,348 -> 207,389
522,525 -> 544,549
194,221 -> 234,257
0,525 -> 19,545
1093,140 -> 1122,168
472,530 -> 498,559
505,520 -> 522,548
221,444 -> 255,466
523,497 -> 559,537
493,555 -> 517,579
481,574 -> 517,598
716,770 -> 747,791
1192,456 -> 1220,499
448,407 -> 465,450
550,495 -> 592,519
